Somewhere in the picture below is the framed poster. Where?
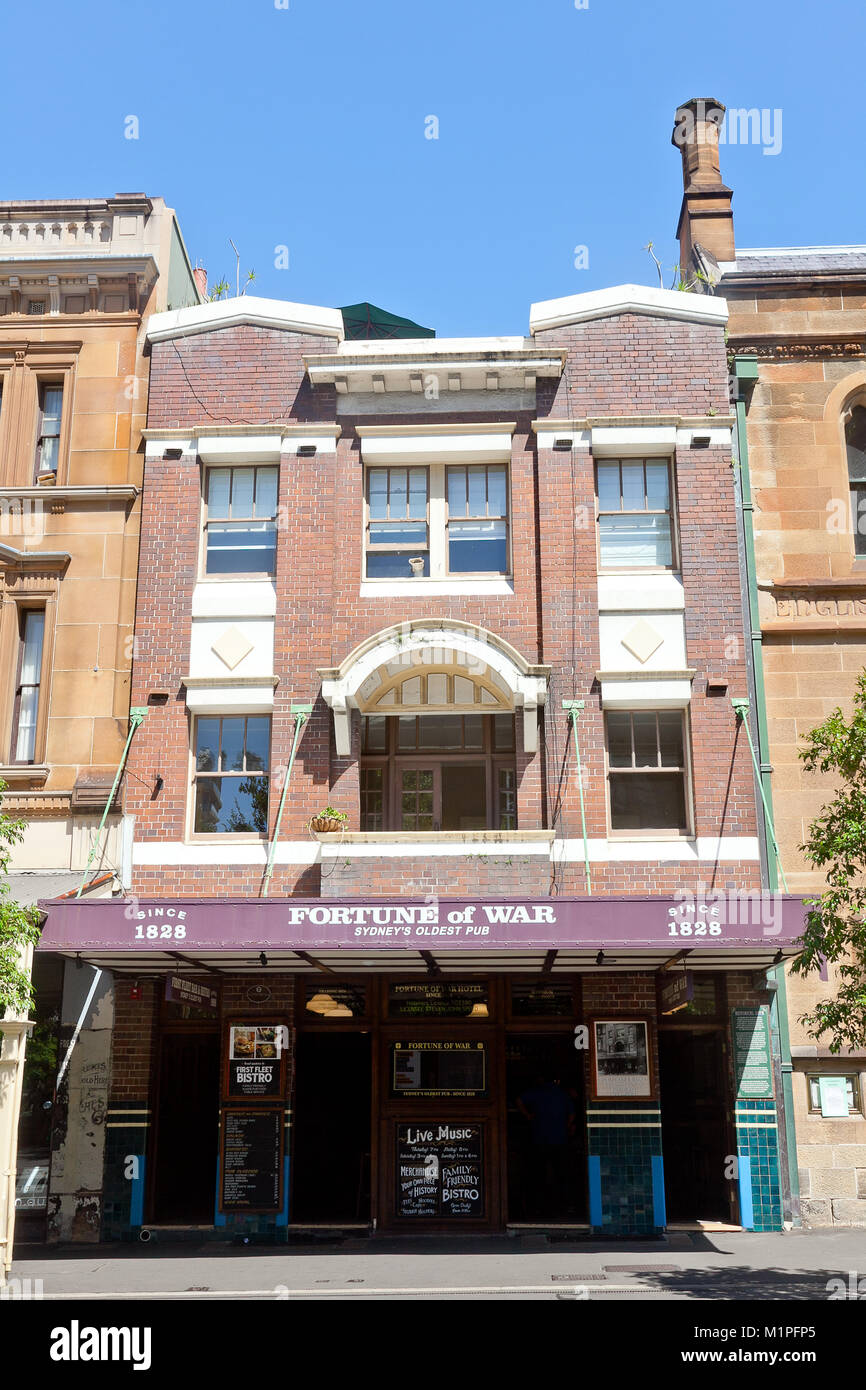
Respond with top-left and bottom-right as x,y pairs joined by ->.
590,1018 -> 655,1099
390,1041 -> 488,1098
395,1122 -> 484,1218
224,1017 -> 290,1101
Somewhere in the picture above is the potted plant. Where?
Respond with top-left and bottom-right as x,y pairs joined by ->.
310,806 -> 349,834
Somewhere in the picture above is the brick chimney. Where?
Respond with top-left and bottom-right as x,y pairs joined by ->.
671,97 -> 735,271
193,265 -> 208,300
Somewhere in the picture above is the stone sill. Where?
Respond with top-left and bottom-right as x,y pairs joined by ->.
0,765 -> 49,785
315,830 -> 554,844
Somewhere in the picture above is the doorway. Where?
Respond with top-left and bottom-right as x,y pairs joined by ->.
291,1032 -> 372,1222
505,1033 -> 587,1222
659,1029 -> 730,1222
151,1031 -> 220,1223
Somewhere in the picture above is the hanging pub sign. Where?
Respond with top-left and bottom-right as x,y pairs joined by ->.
165,975 -> 218,1014
219,1107 -> 283,1213
659,970 -> 694,1015
225,1018 -> 289,1101
395,1122 -> 484,1218
590,1018 -> 655,1099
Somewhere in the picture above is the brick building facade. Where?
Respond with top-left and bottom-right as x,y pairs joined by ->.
37,282 -> 806,1239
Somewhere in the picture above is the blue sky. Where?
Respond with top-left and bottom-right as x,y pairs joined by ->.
2,0 -> 863,335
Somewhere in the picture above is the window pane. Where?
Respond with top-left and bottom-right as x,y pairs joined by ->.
196,775 -> 268,834
229,469 -> 253,518
463,714 -> 483,750
206,521 -> 276,574
389,469 -> 408,516
447,468 -> 467,515
14,687 -> 39,761
245,716 -> 271,771
845,406 -> 866,482
39,435 -> 59,473
645,461 -> 670,510
852,488 -> 866,556
207,469 -> 231,519
449,519 -> 507,573
658,711 -> 684,767
397,717 -> 417,750
468,466 -> 487,516
369,469 -> 389,520
488,466 -> 507,516
220,717 -> 246,772
441,764 -> 486,830
621,462 -> 646,511
21,612 -> 44,684
632,713 -> 659,766
597,462 -> 621,512
368,519 -> 427,547
609,772 -> 686,831
195,718 -> 220,772
493,713 -> 515,751
606,712 -> 632,767
254,467 -> 278,518
366,549 -> 429,578
598,514 -> 671,566
363,716 -> 387,752
42,387 -> 63,427
408,469 -> 427,517
418,715 -> 463,750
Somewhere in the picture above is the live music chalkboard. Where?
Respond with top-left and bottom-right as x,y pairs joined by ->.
395,1122 -> 484,1218
220,1108 -> 283,1213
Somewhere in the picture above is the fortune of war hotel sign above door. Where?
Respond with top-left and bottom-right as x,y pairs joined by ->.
36,894 -> 807,958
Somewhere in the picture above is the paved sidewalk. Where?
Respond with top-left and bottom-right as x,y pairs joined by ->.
7,1229 -> 866,1300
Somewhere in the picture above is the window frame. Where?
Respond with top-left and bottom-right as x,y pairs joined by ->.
9,606 -> 46,765
844,402 -> 866,557
359,714 -> 517,832
188,712 -> 272,839
200,463 -> 280,580
363,462 -> 512,582
604,708 -> 694,839
594,456 -> 678,572
34,380 -> 65,482
444,462 -> 510,577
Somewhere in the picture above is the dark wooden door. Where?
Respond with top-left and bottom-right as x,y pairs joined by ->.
151,1031 -> 220,1223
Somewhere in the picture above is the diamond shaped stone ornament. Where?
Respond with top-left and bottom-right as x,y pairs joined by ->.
621,618 -> 664,665
211,625 -> 254,671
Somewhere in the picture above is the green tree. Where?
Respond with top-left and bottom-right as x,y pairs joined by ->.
0,781 -> 41,1016
794,673 -> 866,1051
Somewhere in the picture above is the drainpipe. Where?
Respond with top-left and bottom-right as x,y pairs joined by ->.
75,708 -> 147,898
732,357 -> 801,1224
261,704 -> 313,897
562,700 -> 591,893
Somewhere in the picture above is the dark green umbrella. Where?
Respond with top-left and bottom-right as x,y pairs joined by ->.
338,301 -> 434,340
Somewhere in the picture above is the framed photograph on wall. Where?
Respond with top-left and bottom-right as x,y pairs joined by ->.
590,1018 -> 655,1099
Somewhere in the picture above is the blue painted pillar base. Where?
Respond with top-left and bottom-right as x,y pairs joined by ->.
586,1103 -> 665,1235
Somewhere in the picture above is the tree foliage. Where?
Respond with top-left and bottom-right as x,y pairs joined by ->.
793,673 -> 866,1051
0,781 -> 41,1016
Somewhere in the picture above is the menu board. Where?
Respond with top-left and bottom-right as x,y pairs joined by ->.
510,982 -> 574,1017
396,1123 -> 484,1218
732,1007 -> 775,1099
226,1021 -> 287,1099
220,1108 -> 283,1212
388,982 -> 489,1018
391,1041 -> 487,1097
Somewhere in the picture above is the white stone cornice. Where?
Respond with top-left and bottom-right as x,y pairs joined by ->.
529,283 -> 729,333
145,295 -> 345,343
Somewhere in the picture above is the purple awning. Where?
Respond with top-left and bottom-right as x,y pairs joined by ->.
36,894 -> 807,959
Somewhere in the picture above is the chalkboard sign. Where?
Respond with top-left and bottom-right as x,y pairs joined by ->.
220,1108 -> 283,1213
395,1123 -> 484,1218
391,1041 -> 487,1097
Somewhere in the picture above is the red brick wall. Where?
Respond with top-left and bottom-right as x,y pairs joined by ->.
125,312 -> 760,900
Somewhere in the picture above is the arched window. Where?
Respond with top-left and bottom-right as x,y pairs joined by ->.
846,404 -> 866,554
